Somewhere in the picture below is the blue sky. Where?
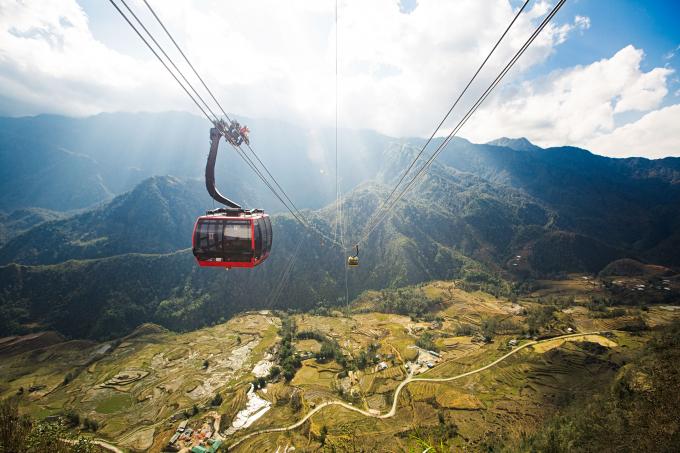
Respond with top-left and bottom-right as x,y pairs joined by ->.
0,0 -> 678,158
533,0 -> 680,99
541,1 -> 679,64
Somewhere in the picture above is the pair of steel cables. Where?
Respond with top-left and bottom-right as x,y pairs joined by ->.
353,0 -> 566,248
108,0 -> 344,249
110,0 -> 566,304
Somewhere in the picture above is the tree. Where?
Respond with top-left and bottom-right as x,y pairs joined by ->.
268,366 -> 281,380
64,410 -> 80,428
481,317 -> 497,341
455,324 -> 476,336
211,393 -> 223,406
290,391 -> 302,412
319,425 -> 328,446
0,398 -> 32,452
71,437 -> 98,453
416,332 -> 438,351
63,371 -> 76,385
83,417 -> 99,432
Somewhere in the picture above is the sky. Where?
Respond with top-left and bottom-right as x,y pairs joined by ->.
0,0 -> 678,158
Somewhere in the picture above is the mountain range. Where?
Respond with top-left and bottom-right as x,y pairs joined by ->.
0,112 -> 679,339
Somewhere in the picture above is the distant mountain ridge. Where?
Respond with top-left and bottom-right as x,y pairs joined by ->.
0,176 -> 215,265
0,112 -> 392,213
486,137 -> 542,152
1,112 -> 679,339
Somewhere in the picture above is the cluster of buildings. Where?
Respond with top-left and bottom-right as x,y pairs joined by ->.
164,419 -> 222,453
405,347 -> 441,374
611,279 -> 673,292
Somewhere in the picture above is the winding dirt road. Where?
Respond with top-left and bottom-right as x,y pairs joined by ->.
228,331 -> 608,449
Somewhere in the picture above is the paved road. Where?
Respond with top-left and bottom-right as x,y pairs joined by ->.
93,439 -> 125,453
228,331 -> 607,449
63,437 -> 124,453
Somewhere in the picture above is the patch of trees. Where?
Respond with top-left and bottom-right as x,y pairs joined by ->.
455,323 -> 476,336
251,377 -> 267,390
318,425 -> 328,446
477,316 -> 522,341
526,305 -> 558,335
290,390 -> 302,412
276,316 -> 302,381
457,268 -> 513,298
210,393 -> 223,406
267,366 -> 281,380
618,316 -> 648,332
401,411 -> 459,451
587,297 -> 630,318
297,330 -> 349,368
63,371 -> 77,385
82,418 -> 99,432
183,404 -> 199,418
416,333 -> 438,352
317,340 -> 346,366
371,288 -> 442,317
535,295 -> 576,309
296,330 -> 327,342
355,343 -> 380,370
298,329 -> 382,371
64,410 -> 80,428
0,398 -> 101,452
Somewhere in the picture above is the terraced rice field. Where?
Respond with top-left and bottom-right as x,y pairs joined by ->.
531,334 -> 617,353
291,360 -> 340,389
6,275 -> 677,452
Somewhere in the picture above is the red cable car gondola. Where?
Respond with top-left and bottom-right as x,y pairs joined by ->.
192,123 -> 272,268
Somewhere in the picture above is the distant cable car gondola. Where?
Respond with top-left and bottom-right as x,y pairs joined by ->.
347,245 -> 359,267
192,123 -> 272,268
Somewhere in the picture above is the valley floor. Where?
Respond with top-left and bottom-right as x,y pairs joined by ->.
1,274 -> 679,452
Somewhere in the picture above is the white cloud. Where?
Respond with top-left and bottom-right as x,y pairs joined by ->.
2,1 -> 676,158
0,0 -> 188,115
573,15 -> 590,32
462,45 -> 673,152
584,104 -> 680,158
663,44 -> 680,61
0,0 -> 581,136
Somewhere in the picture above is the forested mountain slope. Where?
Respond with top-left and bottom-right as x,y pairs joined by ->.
1,113 -> 679,339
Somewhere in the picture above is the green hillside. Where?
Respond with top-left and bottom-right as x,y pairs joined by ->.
1,115 -> 680,342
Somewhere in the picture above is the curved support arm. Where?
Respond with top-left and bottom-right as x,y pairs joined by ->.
206,126 -> 242,209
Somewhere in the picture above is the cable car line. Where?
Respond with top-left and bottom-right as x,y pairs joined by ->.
141,0 -> 317,239
107,0 -> 213,123
143,0 -> 329,238
356,0 -> 566,247
359,0 -> 565,245
116,0 -> 331,253
118,0 -> 220,123
142,0 -> 232,123
356,0 -> 531,248
110,0 -> 343,249
111,0 -> 301,226
269,235 -> 305,307
110,0 -> 560,270
334,0 -> 341,246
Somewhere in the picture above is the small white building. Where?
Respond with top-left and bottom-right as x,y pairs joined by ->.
376,361 -> 388,372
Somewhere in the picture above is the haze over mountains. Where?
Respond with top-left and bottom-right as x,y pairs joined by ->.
1,112 -> 679,339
